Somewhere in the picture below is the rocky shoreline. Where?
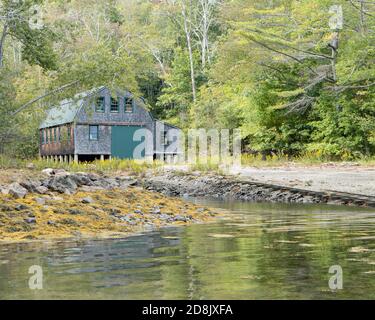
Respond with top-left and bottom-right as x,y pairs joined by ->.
141,172 -> 375,207
1,168 -> 374,242
0,169 -> 218,242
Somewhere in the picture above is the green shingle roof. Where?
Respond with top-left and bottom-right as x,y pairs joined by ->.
39,98 -> 84,129
39,87 -> 105,129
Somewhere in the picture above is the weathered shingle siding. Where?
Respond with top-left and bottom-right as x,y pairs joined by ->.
74,125 -> 111,155
75,88 -> 154,125
73,88 -> 154,155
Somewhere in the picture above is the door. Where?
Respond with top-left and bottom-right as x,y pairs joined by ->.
111,125 -> 144,159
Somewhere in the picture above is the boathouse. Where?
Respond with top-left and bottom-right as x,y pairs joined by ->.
39,86 -> 182,162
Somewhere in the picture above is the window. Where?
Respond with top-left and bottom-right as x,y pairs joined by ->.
53,128 -> 57,142
162,131 -> 168,145
67,125 -> 71,141
57,127 -> 60,142
46,129 -> 49,144
41,130 -> 45,145
95,97 -> 105,113
110,97 -> 119,113
125,97 -> 133,113
89,125 -> 99,141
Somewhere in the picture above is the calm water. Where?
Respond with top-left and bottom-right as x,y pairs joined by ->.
1,199 -> 375,299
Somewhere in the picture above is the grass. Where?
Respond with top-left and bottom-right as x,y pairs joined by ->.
0,155 -> 163,175
241,152 -> 375,167
1,152 -> 375,176
189,160 -> 222,173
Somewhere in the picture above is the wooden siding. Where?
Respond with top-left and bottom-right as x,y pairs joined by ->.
40,124 -> 74,156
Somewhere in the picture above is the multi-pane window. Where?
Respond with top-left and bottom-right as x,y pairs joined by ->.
111,97 -> 119,113
89,125 -> 99,141
53,128 -> 57,142
125,97 -> 133,113
41,130 -> 45,145
95,97 -> 105,113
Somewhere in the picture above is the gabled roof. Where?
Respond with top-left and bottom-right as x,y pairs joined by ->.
39,87 -> 106,129
39,98 -> 83,129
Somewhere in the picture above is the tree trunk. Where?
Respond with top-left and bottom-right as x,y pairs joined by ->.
181,1 -> 197,102
359,0 -> 366,35
0,24 -> 8,68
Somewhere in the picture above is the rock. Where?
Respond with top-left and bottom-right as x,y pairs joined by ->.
81,196 -> 93,204
26,163 -> 35,169
134,209 -> 142,214
109,208 -> 122,215
35,186 -> 49,194
52,196 -> 63,201
47,175 -> 78,194
68,209 -> 82,215
54,169 -> 68,176
25,217 -> 36,224
47,220 -> 55,226
34,198 -> 46,205
152,206 -> 161,214
159,214 -> 172,221
70,173 -> 93,186
118,178 -> 138,189
1,188 -> 9,195
42,168 -> 55,176
86,173 -> 100,181
174,215 -> 188,222
80,185 -> 105,192
8,183 -> 28,199
119,216 -> 134,224
20,180 -> 41,193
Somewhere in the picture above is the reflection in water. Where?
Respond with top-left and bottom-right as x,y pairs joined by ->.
1,200 -> 375,299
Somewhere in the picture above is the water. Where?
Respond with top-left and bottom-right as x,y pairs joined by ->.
1,199 -> 375,299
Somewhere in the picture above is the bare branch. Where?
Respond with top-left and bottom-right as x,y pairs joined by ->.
11,81 -> 80,116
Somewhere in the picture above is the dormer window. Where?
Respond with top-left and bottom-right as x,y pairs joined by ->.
125,97 -> 133,113
111,97 -> 119,113
95,97 -> 105,113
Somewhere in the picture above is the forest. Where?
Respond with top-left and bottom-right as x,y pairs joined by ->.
0,0 -> 374,160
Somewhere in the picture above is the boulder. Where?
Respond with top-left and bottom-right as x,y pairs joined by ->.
20,180 -> 41,193
42,168 -> 55,176
70,173 -> 93,186
8,183 -> 28,199
81,196 -> 94,204
54,169 -> 70,177
35,186 -> 49,194
47,175 -> 78,194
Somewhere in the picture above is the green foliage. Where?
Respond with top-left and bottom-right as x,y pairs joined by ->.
0,0 -> 374,161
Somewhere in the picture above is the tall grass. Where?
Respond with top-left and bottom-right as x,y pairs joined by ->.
0,155 -> 26,169
189,160 -> 222,173
241,151 -> 375,167
1,152 -> 375,174
31,158 -> 163,175
0,154 -> 162,175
